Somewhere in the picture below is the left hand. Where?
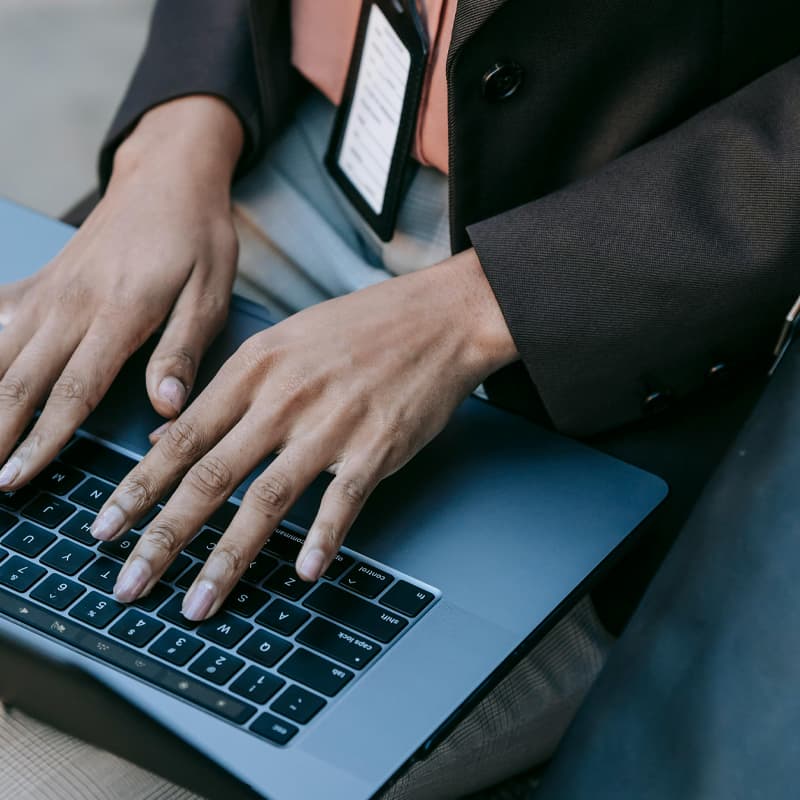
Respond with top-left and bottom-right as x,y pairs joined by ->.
92,249 -> 518,620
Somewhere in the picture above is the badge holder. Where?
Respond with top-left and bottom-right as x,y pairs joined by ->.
325,0 -> 429,242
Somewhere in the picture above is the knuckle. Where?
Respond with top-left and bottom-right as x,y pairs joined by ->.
211,543 -> 246,579
0,376 -> 31,408
248,471 -> 292,516
122,472 -> 159,512
142,521 -> 183,560
159,347 -> 197,378
163,419 -> 206,462
313,520 -> 343,554
333,475 -> 369,507
50,371 -> 93,410
184,456 -> 233,499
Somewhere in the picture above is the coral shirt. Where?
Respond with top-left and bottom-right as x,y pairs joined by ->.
291,0 -> 456,174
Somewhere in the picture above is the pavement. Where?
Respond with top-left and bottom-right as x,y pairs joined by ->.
0,0 -> 153,217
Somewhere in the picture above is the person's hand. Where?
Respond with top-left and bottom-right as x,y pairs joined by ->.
95,249 -> 519,620
0,95 -> 244,490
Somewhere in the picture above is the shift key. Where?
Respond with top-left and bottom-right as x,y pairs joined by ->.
297,617 -> 381,670
304,583 -> 407,643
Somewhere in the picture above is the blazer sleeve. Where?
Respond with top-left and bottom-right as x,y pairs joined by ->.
468,56 -> 800,437
98,0 -> 294,189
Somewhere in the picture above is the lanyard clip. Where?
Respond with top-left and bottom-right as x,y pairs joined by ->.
769,295 -> 800,377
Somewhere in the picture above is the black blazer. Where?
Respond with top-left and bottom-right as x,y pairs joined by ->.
100,0 -> 800,439
98,1 -> 800,627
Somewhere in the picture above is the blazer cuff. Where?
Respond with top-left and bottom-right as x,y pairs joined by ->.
98,0 -> 263,190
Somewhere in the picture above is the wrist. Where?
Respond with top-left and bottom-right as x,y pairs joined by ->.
432,248 -> 519,378
111,95 -> 244,191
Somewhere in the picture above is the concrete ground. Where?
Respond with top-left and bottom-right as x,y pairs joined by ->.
0,0 -> 154,217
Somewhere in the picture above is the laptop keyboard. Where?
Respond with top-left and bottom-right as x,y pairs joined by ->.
0,434 -> 438,746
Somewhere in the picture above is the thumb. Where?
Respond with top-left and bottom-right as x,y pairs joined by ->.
146,275 -> 230,418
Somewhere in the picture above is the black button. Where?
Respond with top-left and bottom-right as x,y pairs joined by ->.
642,391 -> 672,416
381,580 -> 434,617
341,562 -> 394,599
482,61 -> 525,102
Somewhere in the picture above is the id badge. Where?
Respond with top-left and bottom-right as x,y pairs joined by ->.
325,0 -> 429,242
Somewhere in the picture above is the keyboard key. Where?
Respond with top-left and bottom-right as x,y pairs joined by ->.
197,611 -> 252,648
305,583 -> 408,643
296,617 -> 381,670
22,494 -> 76,529
230,666 -> 284,705
249,712 -> 298,745
223,583 -> 270,617
70,477 -> 115,512
175,562 -> 202,590
61,438 -> 137,484
340,563 -> 393,598
30,575 -> 85,610
237,629 -> 292,668
0,585 -> 255,726
79,556 -> 122,594
0,487 -> 35,512
69,591 -> 124,628
185,528 -> 220,559
149,628 -> 204,666
278,649 -> 353,697
99,531 -> 140,561
163,553 -> 192,584
133,582 -> 172,612
2,521 -> 56,557
41,539 -> 95,575
33,463 -> 83,495
0,555 -> 46,592
243,552 -> 278,584
271,685 -> 325,724
109,610 -> 165,647
206,502 -> 238,532
157,594 -> 198,630
256,598 -> 310,636
381,580 -> 435,617
263,527 -> 304,562
264,564 -> 314,601
323,551 -> 354,581
189,646 -> 244,685
60,510 -> 98,546
0,511 -> 17,535
0,548 -> 6,563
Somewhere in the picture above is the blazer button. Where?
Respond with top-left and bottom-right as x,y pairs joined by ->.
642,390 -> 672,416
482,61 -> 525,102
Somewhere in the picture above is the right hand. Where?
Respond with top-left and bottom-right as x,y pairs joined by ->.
0,95 -> 244,491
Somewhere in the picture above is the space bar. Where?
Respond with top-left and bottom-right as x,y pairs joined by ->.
0,587 -> 256,725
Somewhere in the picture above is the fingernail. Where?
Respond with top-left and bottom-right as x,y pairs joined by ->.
158,376 -> 186,412
298,549 -> 326,582
0,457 -> 22,488
114,557 -> 152,603
91,504 -> 126,541
183,580 -> 217,621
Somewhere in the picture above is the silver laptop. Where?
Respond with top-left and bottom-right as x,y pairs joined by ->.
0,197 -> 667,799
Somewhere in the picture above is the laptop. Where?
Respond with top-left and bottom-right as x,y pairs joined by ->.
0,197 -> 667,799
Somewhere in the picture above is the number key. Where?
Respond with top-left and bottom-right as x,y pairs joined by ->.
31,575 -> 85,610
109,610 -> 165,647
69,591 -> 124,628
189,646 -> 244,685
149,628 -> 204,666
0,555 -> 46,592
